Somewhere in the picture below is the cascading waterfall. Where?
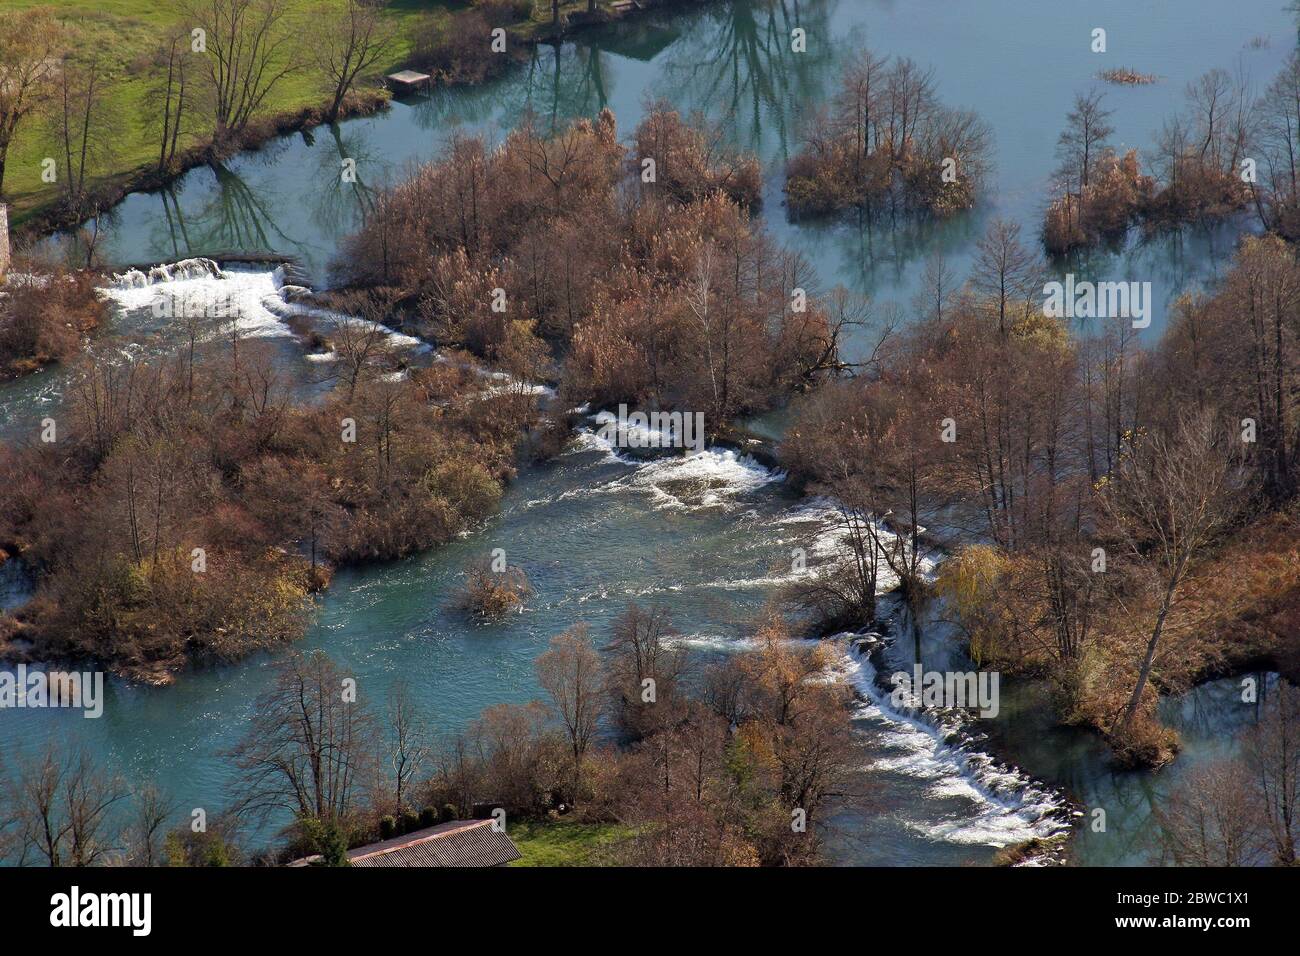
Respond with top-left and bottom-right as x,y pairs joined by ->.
110,257 -> 224,288
104,258 -> 426,351
841,641 -> 1072,851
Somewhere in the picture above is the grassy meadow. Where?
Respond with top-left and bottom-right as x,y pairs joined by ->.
3,0 -> 617,229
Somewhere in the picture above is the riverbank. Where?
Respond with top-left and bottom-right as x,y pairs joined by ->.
5,0 -> 688,245
12,93 -> 391,246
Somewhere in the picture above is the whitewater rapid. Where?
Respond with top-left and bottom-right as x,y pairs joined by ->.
105,257 -> 425,351
840,642 -> 1070,848
550,419 -> 1070,853
85,259 -> 1072,858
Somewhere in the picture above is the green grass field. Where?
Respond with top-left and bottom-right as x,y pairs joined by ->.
3,1 -> 626,228
1,1 -> 459,226
508,819 -> 632,866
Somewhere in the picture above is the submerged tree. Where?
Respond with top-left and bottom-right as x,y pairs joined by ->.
1244,681 -> 1300,864
784,46 -> 992,219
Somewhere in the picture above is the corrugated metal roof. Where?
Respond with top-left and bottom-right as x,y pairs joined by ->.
347,819 -> 521,868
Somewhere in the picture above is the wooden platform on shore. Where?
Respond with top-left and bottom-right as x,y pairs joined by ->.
386,70 -> 432,95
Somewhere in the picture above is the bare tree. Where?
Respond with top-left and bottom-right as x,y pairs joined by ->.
229,650 -> 377,827
1184,67 -> 1252,173
0,8 -> 64,196
913,251 -> 958,325
603,602 -> 687,740
2,745 -> 126,867
684,243 -> 721,420
788,499 -> 885,630
1243,681 -> 1300,864
126,784 -> 175,867
387,679 -> 427,812
1259,52 -> 1300,234
332,292 -> 394,400
1155,757 -> 1263,866
535,623 -> 602,799
46,52 -> 115,215
1057,90 -> 1114,192
183,0 -> 301,142
971,217 -> 1040,334
150,31 -> 193,172
1102,408 -> 1237,736
315,0 -> 396,122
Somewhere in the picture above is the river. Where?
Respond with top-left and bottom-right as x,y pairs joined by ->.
4,0 -> 1296,866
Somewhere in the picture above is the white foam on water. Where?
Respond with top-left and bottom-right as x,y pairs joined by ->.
104,258 -> 428,353
839,642 -> 1069,848
492,408 -> 1061,854
608,446 -> 781,512
558,422 -> 782,513
261,294 -> 427,352
104,263 -> 291,340
716,497 -> 937,593
1,272 -> 52,289
666,633 -> 761,652
477,381 -> 555,400
565,421 -> 634,465
591,409 -> 683,449
109,257 -> 224,288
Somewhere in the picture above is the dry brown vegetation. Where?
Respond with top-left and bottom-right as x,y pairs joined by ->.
782,225 -> 1300,767
1043,61 -> 1291,253
1043,147 -> 1153,254
630,102 -> 763,209
784,47 -> 992,220
0,335 -> 528,679
1156,682 -> 1300,866
0,269 -> 108,378
335,106 -> 851,437
1,603 -> 860,867
1099,69 -> 1157,86
409,1 -> 532,87
454,557 -> 533,620
417,607 -> 859,866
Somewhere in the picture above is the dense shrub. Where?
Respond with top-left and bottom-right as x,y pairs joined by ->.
0,334 -> 529,677
784,48 -> 991,219
335,109 -> 845,431
1043,149 -> 1153,254
631,104 -> 763,208
0,269 -> 108,378
411,8 -> 527,86
455,558 -> 533,620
